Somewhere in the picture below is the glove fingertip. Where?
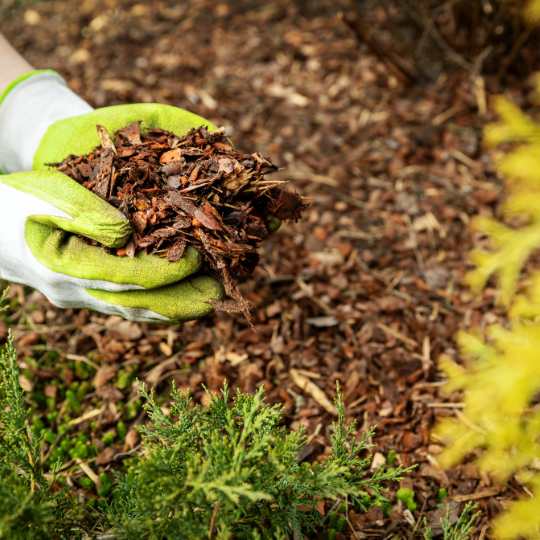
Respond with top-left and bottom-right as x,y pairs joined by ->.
85,275 -> 224,323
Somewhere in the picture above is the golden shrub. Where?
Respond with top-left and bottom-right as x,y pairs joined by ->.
435,74 -> 540,538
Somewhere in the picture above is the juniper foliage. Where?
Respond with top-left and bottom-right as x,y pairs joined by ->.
109,384 -> 406,539
0,333 -> 76,539
422,503 -> 480,540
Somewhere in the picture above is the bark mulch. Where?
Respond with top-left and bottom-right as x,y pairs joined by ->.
1,0 -> 533,537
55,122 -> 305,315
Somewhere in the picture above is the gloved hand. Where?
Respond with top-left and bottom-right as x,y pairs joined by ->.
0,70 -> 223,322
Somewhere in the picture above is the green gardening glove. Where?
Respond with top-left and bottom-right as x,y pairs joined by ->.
0,71 -> 223,322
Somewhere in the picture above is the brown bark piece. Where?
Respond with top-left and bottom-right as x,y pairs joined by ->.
92,149 -> 114,200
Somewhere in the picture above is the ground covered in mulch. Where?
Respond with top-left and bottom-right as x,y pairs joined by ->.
1,0 -> 536,537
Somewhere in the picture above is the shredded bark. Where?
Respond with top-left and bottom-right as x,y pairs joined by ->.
54,123 -> 306,315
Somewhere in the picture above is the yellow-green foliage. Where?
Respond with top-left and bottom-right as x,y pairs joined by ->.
467,95 -> 540,307
435,77 -> 540,539
525,0 -> 540,22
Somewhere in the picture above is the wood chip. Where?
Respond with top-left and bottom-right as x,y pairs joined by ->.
290,368 -> 337,415
93,365 -> 117,389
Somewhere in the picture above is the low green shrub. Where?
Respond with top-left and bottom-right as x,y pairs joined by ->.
0,331 -> 407,539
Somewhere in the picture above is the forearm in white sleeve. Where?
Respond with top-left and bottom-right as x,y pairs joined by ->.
0,70 -> 93,172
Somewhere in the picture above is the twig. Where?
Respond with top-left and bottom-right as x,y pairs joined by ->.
497,27 -> 533,79
76,458 -> 99,485
208,502 -> 220,538
409,0 -> 472,71
340,9 -> 416,85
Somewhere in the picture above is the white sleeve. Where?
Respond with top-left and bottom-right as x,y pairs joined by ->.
0,71 -> 93,172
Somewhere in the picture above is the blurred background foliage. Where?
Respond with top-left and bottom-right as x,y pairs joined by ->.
344,0 -> 540,83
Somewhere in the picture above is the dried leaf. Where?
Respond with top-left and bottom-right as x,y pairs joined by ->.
124,428 -> 139,450
18,374 -> 33,392
167,238 -> 187,261
160,148 -> 183,164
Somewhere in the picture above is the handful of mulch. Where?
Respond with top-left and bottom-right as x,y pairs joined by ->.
54,122 -> 306,316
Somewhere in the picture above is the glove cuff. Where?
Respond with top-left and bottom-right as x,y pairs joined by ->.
0,70 -> 93,172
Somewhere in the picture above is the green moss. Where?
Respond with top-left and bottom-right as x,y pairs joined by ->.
397,487 -> 417,512
117,421 -> 127,440
437,488 -> 448,501
102,431 -> 116,446
98,473 -> 113,497
78,477 -> 94,490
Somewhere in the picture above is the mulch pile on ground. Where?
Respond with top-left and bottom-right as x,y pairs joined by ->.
55,123 -> 306,313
